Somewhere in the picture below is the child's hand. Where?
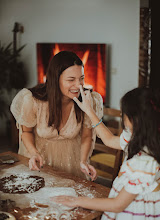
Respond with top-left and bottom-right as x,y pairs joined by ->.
80,162 -> 97,181
50,196 -> 78,208
73,85 -> 93,116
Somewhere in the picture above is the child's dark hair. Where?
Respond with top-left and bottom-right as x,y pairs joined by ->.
120,87 -> 160,164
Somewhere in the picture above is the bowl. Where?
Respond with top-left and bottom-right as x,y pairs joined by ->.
0,211 -> 16,220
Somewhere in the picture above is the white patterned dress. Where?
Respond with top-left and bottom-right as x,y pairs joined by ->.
10,88 -> 103,179
101,130 -> 160,220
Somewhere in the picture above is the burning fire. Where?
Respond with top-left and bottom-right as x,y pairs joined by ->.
37,43 -> 106,102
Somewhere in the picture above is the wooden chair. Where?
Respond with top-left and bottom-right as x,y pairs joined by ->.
90,107 -> 123,187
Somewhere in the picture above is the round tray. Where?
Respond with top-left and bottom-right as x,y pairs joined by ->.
0,211 -> 16,220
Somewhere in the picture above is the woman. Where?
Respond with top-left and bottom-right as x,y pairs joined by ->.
10,51 -> 103,180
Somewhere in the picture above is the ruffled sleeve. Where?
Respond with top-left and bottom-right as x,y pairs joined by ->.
83,91 -> 103,128
120,154 -> 159,195
10,88 -> 37,128
82,91 -> 103,156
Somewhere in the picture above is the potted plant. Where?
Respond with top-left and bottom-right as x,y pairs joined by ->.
0,41 -> 27,149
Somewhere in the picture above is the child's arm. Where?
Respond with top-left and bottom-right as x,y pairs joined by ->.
87,109 -> 121,150
74,86 -> 121,150
51,188 -> 137,213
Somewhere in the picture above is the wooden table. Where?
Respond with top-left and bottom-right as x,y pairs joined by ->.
0,152 -> 110,220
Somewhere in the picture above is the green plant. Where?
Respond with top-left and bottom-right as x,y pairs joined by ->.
0,42 -> 27,118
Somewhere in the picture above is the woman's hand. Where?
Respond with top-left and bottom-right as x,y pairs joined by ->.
80,161 -> 97,181
29,153 -> 43,171
50,196 -> 79,208
73,85 -> 93,116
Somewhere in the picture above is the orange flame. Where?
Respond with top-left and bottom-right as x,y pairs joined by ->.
37,43 -> 106,102
82,50 -> 90,65
97,44 -> 106,100
53,44 -> 60,56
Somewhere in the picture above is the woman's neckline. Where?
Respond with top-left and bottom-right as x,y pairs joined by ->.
57,103 -> 74,135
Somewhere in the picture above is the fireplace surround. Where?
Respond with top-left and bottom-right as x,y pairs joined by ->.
36,43 -> 106,103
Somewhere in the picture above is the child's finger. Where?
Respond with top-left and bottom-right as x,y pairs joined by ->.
73,97 -> 82,108
80,85 -> 85,100
84,90 -> 92,100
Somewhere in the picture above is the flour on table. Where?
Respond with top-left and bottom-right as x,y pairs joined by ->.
0,164 -> 75,187
32,187 -> 78,211
0,174 -> 45,194
0,164 -> 97,219
0,164 -> 75,208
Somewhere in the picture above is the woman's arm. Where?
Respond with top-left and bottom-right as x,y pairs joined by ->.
21,126 -> 38,156
21,125 -> 43,170
74,86 -> 121,150
80,126 -> 97,180
51,187 -> 137,213
80,127 -> 92,163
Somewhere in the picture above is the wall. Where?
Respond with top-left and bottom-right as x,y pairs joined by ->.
0,0 -> 139,134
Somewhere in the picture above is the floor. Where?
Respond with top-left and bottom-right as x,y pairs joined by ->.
0,136 -> 112,188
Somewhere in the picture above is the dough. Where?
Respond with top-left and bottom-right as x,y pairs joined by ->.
35,187 -> 78,210
0,174 -> 45,194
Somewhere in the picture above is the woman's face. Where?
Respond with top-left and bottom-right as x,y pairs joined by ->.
59,65 -> 84,101
123,114 -> 133,134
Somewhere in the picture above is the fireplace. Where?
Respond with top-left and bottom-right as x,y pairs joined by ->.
36,43 -> 106,103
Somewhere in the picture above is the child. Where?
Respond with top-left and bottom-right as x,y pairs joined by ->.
51,86 -> 160,219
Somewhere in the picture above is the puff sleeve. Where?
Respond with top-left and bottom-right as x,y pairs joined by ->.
120,154 -> 159,195
82,91 -> 103,156
10,88 -> 37,128
83,91 -> 103,128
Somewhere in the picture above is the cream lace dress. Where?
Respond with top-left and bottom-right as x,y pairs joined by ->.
101,130 -> 160,220
10,88 -> 103,179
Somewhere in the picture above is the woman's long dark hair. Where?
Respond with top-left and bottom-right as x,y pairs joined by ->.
120,87 -> 160,164
29,51 -> 84,129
